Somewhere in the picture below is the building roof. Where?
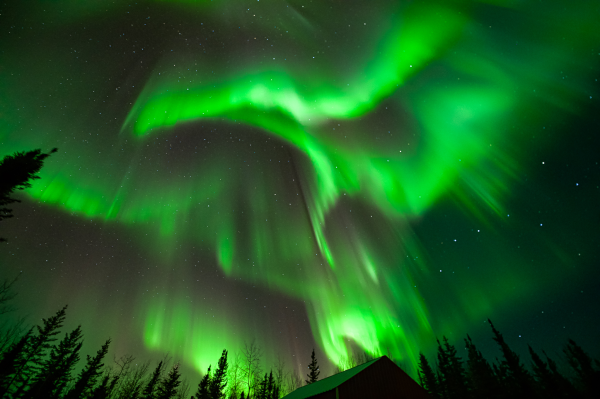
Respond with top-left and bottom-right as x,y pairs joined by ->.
283,357 -> 380,399
282,356 -> 430,399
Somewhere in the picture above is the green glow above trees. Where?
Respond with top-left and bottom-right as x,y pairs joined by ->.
1,0 -> 597,377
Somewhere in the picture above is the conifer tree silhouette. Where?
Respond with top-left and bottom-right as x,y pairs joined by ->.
256,373 -> 268,399
529,345 -> 559,398
0,305 -> 67,397
564,339 -> 600,398
0,329 -> 32,390
305,349 -> 319,385
157,363 -> 182,399
543,350 -> 579,398
437,337 -> 469,399
90,372 -> 120,399
418,352 -> 440,398
195,365 -> 211,399
143,360 -> 165,399
0,148 -> 57,241
266,370 -> 275,399
465,334 -> 501,399
436,339 -> 450,398
209,350 -> 228,399
271,384 -> 280,399
24,325 -> 83,399
489,319 -> 534,399
65,338 -> 111,399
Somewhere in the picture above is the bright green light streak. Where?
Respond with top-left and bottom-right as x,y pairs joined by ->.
128,4 -> 466,133
48,2 -> 509,371
7,0 -> 595,377
143,297 -> 252,373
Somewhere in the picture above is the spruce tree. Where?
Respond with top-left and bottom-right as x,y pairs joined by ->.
440,337 -> 469,399
257,373 -> 268,399
492,360 -> 508,392
24,325 -> 83,399
266,371 -> 275,399
489,319 -> 534,399
90,373 -> 120,399
271,383 -> 280,399
195,365 -> 211,399
157,363 -> 182,399
209,350 -> 228,399
0,306 -> 67,397
418,352 -> 440,397
0,329 -> 32,390
65,338 -> 111,399
436,339 -> 450,398
305,349 -> 319,384
465,334 -> 501,399
529,345 -> 557,398
108,371 -> 121,395
143,361 -> 165,399
544,351 -> 578,398
0,148 -> 57,240
564,339 -> 600,398
90,374 -> 110,399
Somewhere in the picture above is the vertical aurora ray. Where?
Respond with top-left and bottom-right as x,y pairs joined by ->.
0,0 -> 598,378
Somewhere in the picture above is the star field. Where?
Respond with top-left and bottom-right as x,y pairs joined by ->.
0,0 -> 599,379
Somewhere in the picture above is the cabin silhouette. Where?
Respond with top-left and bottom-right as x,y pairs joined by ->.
282,356 -> 431,399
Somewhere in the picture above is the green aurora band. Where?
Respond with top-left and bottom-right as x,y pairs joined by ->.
1,0 -> 597,376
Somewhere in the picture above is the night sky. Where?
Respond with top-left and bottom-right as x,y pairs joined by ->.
1,0 -> 599,381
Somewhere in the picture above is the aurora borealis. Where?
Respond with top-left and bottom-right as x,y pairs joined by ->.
1,0 -> 599,382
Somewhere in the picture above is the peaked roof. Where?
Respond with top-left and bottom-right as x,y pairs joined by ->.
281,357 -> 385,399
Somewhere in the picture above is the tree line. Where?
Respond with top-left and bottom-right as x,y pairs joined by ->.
2,149 -> 599,398
0,149 -> 315,399
417,319 -> 600,399
0,293 -> 312,399
2,291 -> 599,399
